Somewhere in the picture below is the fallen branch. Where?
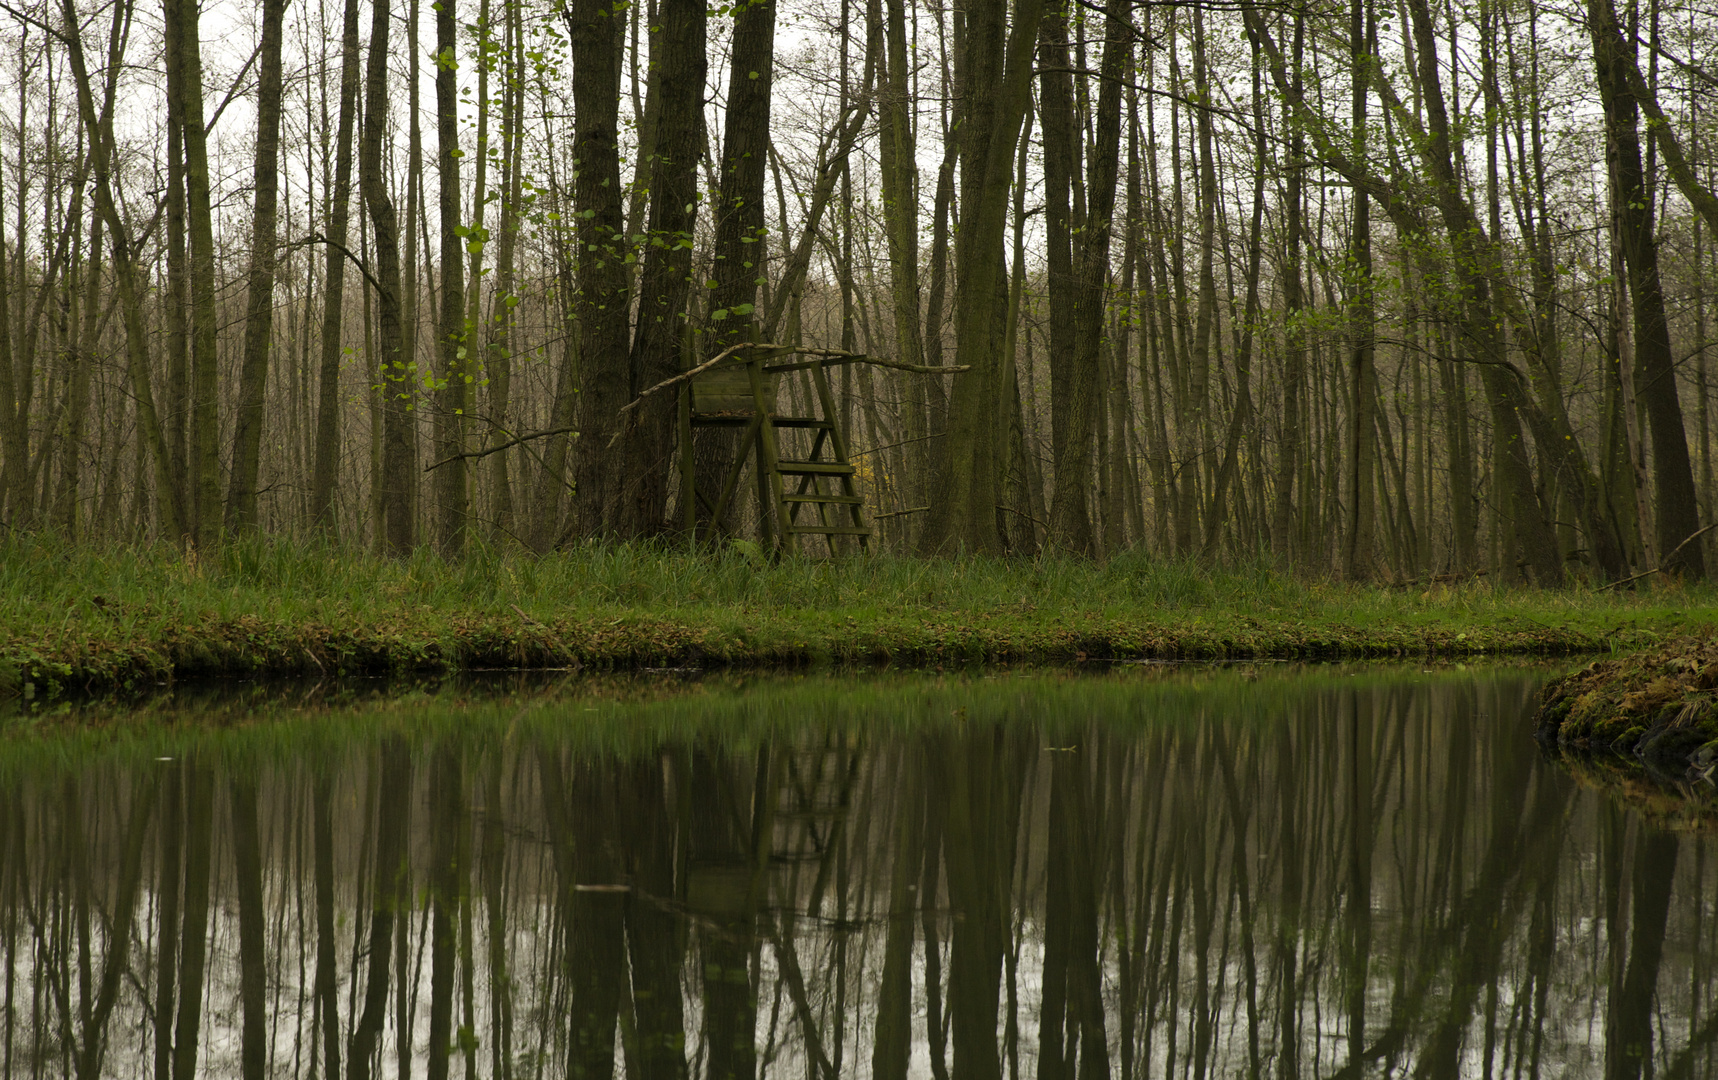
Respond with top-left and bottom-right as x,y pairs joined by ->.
872,505 -> 929,520
1386,568 -> 1491,589
1598,522 -> 1718,591
425,426 -> 577,471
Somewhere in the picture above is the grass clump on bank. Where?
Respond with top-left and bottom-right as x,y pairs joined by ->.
2,534 -> 1713,698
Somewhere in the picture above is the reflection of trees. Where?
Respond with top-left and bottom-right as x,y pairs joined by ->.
0,674 -> 1714,1079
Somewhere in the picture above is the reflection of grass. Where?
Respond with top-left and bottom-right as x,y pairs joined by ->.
1547,748 -> 1718,833
0,532 -> 1711,700
0,661 -> 1546,775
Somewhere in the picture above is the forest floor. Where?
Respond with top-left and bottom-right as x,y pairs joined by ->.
2,535 -> 1714,700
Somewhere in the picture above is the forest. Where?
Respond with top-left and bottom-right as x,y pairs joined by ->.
0,0 -> 1713,583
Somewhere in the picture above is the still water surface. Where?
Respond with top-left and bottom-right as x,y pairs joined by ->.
0,665 -> 1711,1080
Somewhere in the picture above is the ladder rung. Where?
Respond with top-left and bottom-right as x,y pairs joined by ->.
776,461 -> 854,475
785,525 -> 873,537
782,493 -> 863,505
689,413 -> 757,425
770,416 -> 834,429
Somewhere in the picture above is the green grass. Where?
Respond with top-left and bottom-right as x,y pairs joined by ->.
1,533 -> 1713,698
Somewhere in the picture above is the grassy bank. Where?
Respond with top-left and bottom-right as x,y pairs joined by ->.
1536,635 -> 1718,775
3,535 -> 1713,698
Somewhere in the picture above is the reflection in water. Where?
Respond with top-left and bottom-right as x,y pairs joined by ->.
0,669 -> 1713,1079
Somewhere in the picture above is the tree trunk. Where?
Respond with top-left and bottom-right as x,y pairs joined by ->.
616,0 -> 705,537
691,0 -> 778,536
1590,0 -> 1706,579
311,0 -> 364,533
1344,0 -> 1377,580
1270,13 -> 1306,563
60,0 -> 184,541
920,0 -> 1044,553
225,0 -> 288,533
433,0 -> 469,556
565,0 -> 633,538
1400,0 -> 1562,583
871,0 -> 928,526
168,0 -> 221,547
1037,5 -> 1086,553
362,0 -> 415,554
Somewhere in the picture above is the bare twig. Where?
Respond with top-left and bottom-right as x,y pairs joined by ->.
1598,523 -> 1718,592
290,233 -> 393,302
852,430 -> 946,459
425,426 -> 577,471
618,343 -> 971,424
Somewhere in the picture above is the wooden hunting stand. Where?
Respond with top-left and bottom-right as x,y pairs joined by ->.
676,343 -> 871,554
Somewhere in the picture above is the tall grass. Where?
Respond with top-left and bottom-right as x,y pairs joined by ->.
5,531 -> 1713,622
1,532 -> 1712,696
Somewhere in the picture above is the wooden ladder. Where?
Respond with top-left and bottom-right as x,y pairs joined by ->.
679,346 -> 872,554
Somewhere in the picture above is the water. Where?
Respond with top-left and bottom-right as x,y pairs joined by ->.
0,664 -> 1711,1080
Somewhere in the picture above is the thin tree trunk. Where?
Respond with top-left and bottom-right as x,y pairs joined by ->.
226,0 -> 288,532
1270,13 -> 1306,563
871,0 -> 927,524
311,0 -> 364,533
232,778 -> 268,1080
60,0 -> 183,540
1344,0 -> 1377,579
362,0 -> 414,554
432,0 -> 468,556
168,0 -> 221,546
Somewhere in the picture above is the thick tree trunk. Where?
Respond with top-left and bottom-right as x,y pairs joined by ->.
691,0 -> 778,536
1038,6 -> 1085,553
617,0 -> 705,536
920,0 -> 1044,553
565,0 -> 632,538
1590,0 -> 1705,579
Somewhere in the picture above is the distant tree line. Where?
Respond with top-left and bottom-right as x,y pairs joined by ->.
0,0 -> 1713,582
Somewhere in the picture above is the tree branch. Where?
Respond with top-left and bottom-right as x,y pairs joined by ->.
425,426 -> 577,471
